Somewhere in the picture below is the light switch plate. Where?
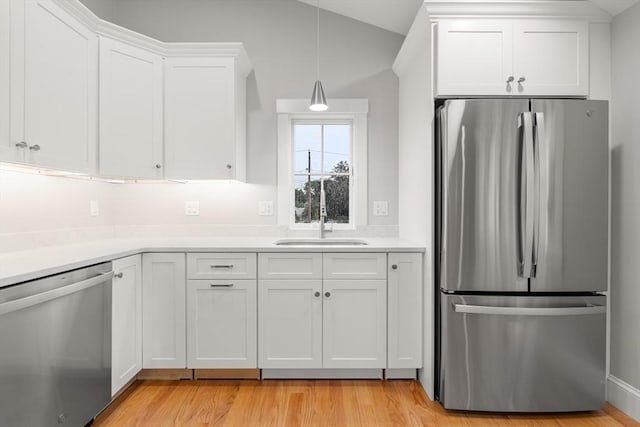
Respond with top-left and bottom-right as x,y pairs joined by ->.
373,201 -> 388,216
258,200 -> 274,216
185,201 -> 200,216
90,200 -> 99,216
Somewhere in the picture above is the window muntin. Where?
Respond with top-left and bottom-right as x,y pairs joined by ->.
292,121 -> 352,226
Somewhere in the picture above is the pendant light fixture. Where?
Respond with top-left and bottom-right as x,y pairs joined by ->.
309,0 -> 328,111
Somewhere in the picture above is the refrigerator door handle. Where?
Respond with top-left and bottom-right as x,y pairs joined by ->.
517,112 -> 535,278
453,303 -> 605,316
533,112 -> 545,275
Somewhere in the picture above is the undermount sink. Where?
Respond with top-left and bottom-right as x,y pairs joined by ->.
275,238 -> 368,246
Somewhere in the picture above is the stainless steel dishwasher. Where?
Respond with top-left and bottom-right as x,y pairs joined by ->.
0,262 -> 113,427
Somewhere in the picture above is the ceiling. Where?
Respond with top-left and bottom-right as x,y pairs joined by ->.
297,0 -> 640,35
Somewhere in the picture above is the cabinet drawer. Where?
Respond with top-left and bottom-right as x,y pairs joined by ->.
323,253 -> 387,280
258,253 -> 322,280
187,253 -> 257,279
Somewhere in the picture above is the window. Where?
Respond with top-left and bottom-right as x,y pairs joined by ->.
277,99 -> 368,229
293,121 -> 352,225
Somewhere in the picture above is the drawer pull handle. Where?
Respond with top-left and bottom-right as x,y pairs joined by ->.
210,283 -> 234,288
114,272 -> 124,279
210,264 -> 234,269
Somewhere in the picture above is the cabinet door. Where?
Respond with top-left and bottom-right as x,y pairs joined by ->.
437,20 -> 513,96
187,279 -> 256,368
164,57 -> 236,180
323,280 -> 386,369
513,20 -> 588,96
111,254 -> 142,397
13,0 -> 97,173
258,280 -> 322,369
0,0 -> 11,162
142,253 -> 186,368
388,253 -> 422,369
99,37 -> 163,178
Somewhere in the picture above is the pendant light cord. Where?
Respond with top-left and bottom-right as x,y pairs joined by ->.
316,0 -> 320,81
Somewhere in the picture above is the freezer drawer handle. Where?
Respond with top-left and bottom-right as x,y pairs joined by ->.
453,304 -> 605,316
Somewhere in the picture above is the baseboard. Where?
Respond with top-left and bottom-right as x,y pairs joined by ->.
194,369 -> 260,380
137,369 -> 193,380
607,375 -> 640,422
262,369 -> 383,379
385,369 -> 417,379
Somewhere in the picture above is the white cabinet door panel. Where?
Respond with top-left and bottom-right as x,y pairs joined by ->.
258,253 -> 322,280
258,280 -> 322,368
19,0 -> 97,172
388,253 -> 422,369
142,253 -> 186,368
111,254 -> 142,396
437,20 -> 513,96
187,279 -> 256,368
0,0 -> 11,162
99,37 -> 163,178
164,57 -> 235,180
322,280 -> 386,369
513,20 -> 588,96
323,253 -> 387,280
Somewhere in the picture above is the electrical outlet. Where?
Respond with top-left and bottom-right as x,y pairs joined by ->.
258,200 -> 274,216
90,200 -> 99,216
373,201 -> 388,216
184,201 -> 200,216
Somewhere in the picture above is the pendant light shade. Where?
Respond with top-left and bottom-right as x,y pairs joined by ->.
309,0 -> 328,111
310,80 -> 328,111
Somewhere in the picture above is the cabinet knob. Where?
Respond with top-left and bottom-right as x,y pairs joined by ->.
517,77 -> 526,83
391,264 -> 398,270
324,291 -> 331,298
506,76 -> 514,83
155,164 -> 162,169
114,272 -> 124,279
314,291 -> 321,297
15,141 -> 27,149
29,144 -> 40,151
226,164 -> 232,169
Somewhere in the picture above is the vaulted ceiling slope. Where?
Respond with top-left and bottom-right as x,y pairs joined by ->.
297,0 -> 640,35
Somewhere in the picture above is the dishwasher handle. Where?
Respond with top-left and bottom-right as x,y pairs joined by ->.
0,271 -> 114,315
453,303 -> 605,317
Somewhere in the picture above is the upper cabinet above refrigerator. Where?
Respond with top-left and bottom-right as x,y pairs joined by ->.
436,19 -> 589,98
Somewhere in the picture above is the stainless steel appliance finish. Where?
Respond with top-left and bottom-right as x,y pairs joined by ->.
0,263 -> 113,427
436,99 -> 609,412
439,294 -> 606,412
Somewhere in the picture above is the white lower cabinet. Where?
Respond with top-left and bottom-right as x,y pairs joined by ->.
257,253 -> 388,371
142,253 -> 186,368
111,254 -> 142,396
388,253 -> 423,369
258,279 -> 323,368
187,279 -> 257,368
323,280 -> 386,369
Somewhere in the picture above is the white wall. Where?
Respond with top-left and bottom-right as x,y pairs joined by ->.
393,5 -> 434,398
0,169 -> 116,251
103,0 -> 403,227
609,1 -> 640,420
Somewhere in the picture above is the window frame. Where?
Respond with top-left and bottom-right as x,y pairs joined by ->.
277,99 -> 368,230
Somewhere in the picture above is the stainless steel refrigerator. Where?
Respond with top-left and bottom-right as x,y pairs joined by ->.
435,99 -> 608,412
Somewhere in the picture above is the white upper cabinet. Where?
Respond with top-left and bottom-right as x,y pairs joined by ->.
9,0 -> 97,172
164,57 -> 246,181
99,37 -> 163,179
437,20 -> 514,96
0,0 -> 10,162
436,19 -> 588,97
512,20 -> 588,96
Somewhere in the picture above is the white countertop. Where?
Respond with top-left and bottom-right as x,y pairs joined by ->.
0,237 -> 425,287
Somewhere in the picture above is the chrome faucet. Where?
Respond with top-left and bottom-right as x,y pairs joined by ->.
319,189 -> 333,239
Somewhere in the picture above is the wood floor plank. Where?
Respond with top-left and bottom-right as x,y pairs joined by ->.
94,379 -> 640,427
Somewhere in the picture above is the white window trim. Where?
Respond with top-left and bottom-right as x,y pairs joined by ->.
277,99 -> 368,229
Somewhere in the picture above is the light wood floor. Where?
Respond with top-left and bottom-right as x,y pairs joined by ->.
94,380 -> 639,427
